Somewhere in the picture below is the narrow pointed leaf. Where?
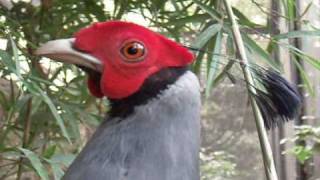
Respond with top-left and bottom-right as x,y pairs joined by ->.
232,7 -> 262,27
18,148 -> 49,180
242,33 -> 280,70
37,87 -> 71,142
9,36 -> 22,78
193,24 -> 222,48
211,60 -> 235,88
293,59 -> 315,96
279,42 -> 320,70
206,32 -> 222,96
192,0 -> 222,22
164,14 -> 211,26
274,30 -> 320,39
0,50 -> 15,73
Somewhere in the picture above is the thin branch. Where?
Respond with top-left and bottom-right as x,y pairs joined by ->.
250,0 -> 289,20
222,0 -> 279,180
0,161 -> 17,168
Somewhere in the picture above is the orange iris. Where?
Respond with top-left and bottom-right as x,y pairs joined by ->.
121,41 -> 145,62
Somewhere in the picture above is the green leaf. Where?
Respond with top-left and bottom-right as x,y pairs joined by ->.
277,41 -> 320,71
206,31 -> 222,97
192,0 -> 222,22
274,30 -> 320,39
45,154 -> 76,180
61,104 -> 81,140
30,96 -> 43,115
211,60 -> 235,88
37,87 -> 71,142
296,53 -> 320,70
232,7 -> 262,27
50,154 -> 76,167
286,0 -> 296,21
293,59 -> 315,96
0,50 -> 15,73
9,36 -> 22,79
18,148 -> 49,180
291,146 -> 313,164
193,24 -> 222,48
210,35 -> 236,88
50,162 -> 64,180
192,50 -> 205,74
164,14 -> 211,27
43,145 -> 56,159
22,81 -> 71,142
241,33 -> 280,70
226,33 -> 235,55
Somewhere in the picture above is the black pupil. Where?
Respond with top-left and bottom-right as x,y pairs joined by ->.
127,45 -> 138,55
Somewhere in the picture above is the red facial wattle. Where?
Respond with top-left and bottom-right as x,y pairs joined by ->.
74,21 -> 195,99
87,75 -> 103,98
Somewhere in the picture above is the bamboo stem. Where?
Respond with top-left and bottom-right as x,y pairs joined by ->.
222,1 -> 278,179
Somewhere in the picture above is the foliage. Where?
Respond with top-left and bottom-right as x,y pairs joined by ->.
283,125 -> 320,164
0,0 -> 319,179
0,0 -> 109,179
200,149 -> 237,180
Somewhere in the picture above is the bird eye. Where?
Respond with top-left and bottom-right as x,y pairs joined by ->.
120,41 -> 145,62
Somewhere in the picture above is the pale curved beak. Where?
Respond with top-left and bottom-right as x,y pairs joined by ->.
35,38 -> 102,72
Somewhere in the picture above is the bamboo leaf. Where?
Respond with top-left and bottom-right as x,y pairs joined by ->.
22,81 -> 71,142
43,145 -> 56,159
9,36 -> 22,78
293,58 -> 315,96
232,7 -> 262,27
206,32 -> 222,97
193,24 -> 222,48
192,50 -> 205,74
211,60 -> 235,88
164,14 -> 211,26
50,154 -> 76,167
296,53 -> 320,70
242,33 -> 280,70
274,30 -> 320,39
192,0 -> 222,22
51,162 -> 64,180
44,158 -> 65,180
279,42 -> 320,70
18,148 -> 49,180
210,34 -> 236,87
45,154 -> 75,180
0,50 -> 16,73
36,86 -> 71,142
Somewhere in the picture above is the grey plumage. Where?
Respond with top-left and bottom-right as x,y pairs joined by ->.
63,71 -> 201,180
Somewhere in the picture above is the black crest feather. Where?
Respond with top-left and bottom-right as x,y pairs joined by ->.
185,45 -> 302,130
250,68 -> 302,129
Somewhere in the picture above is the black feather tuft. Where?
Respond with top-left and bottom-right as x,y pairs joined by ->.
184,45 -> 302,129
250,68 -> 302,129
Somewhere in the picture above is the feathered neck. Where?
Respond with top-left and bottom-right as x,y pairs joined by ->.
63,71 -> 201,180
108,66 -> 188,118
